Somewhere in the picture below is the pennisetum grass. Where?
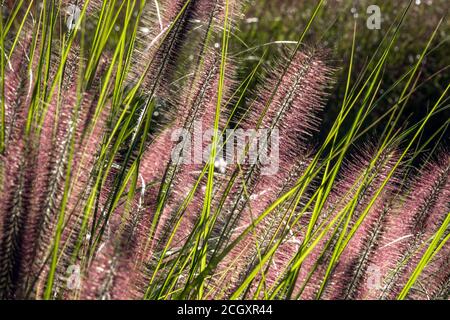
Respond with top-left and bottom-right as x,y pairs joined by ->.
0,0 -> 448,300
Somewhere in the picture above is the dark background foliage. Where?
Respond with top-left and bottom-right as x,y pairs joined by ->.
232,0 -> 449,144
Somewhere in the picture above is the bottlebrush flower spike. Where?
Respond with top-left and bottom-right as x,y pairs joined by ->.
256,145 -> 401,300
79,0 -> 242,299
131,0 -> 240,99
137,50 -> 231,253
80,49 -> 234,300
210,50 -> 333,297
0,32 -> 110,298
318,146 -> 401,300
34,54 -> 112,300
0,33 -> 39,299
409,240 -> 449,300
362,151 -> 450,300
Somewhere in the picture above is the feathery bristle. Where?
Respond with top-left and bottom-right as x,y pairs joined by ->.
0,0 -> 448,302
81,49 -> 233,299
364,151 -> 450,300
319,147 -> 401,300
130,0 -> 231,96
210,50 -> 333,298
0,33 -> 39,299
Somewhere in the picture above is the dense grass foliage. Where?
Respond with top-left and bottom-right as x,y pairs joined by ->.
0,0 -> 448,300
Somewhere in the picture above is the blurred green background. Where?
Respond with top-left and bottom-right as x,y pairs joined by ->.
232,0 -> 449,144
